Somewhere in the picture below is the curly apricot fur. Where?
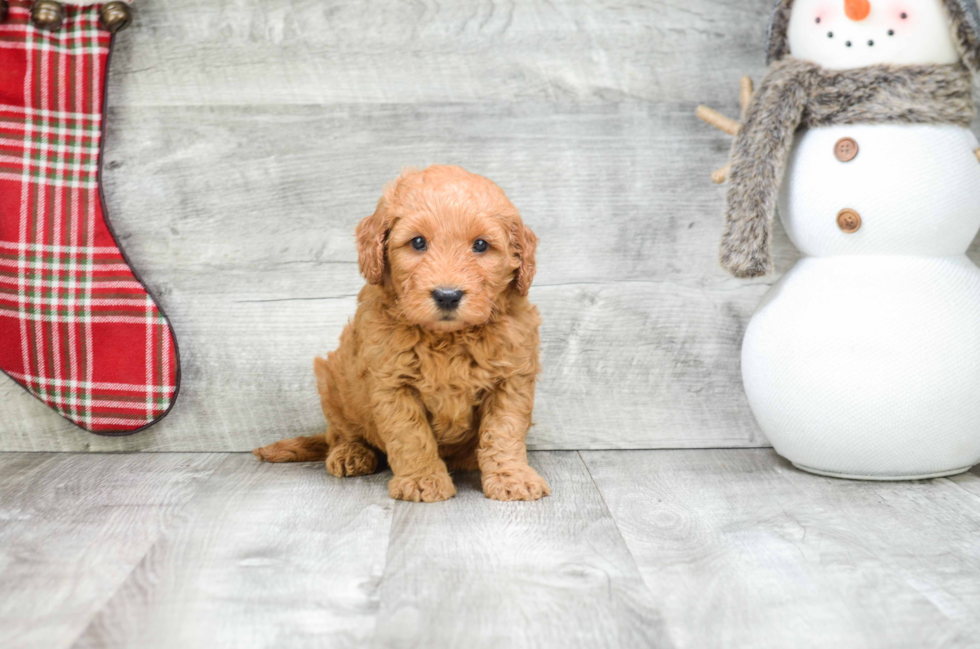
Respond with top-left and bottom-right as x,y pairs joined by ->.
253,166 -> 548,503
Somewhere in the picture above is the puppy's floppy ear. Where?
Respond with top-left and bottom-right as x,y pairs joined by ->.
356,196 -> 393,285
512,221 -> 538,296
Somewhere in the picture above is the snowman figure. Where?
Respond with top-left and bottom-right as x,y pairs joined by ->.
700,0 -> 980,479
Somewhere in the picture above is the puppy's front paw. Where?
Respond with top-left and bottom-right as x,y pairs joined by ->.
389,472 -> 456,503
482,466 -> 550,502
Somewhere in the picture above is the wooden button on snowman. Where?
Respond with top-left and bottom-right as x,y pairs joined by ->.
699,0 -> 980,479
833,137 -> 859,161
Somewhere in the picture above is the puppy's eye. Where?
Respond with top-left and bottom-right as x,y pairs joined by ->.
411,236 -> 427,251
473,239 -> 489,253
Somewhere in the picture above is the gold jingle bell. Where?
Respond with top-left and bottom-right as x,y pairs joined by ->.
31,0 -> 65,31
1,0 -> 9,24
99,1 -> 132,33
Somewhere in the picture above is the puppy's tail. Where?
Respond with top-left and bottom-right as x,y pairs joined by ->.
253,435 -> 329,463
253,357 -> 334,463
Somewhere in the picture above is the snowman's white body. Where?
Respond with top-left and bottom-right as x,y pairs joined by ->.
742,124 -> 980,478
738,0 -> 980,478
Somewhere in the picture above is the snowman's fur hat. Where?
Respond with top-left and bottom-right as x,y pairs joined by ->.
766,0 -> 980,72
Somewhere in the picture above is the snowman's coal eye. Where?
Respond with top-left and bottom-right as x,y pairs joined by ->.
900,12 -> 907,19
868,40 -> 874,46
828,31 -> 834,38
888,29 -> 895,36
815,17 -> 821,23
846,40 -> 852,47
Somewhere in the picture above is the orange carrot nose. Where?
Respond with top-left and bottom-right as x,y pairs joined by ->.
844,0 -> 871,21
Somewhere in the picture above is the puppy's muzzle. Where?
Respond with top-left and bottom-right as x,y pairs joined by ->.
432,288 -> 464,312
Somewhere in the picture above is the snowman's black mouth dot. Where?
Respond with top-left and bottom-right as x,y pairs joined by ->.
901,12 -> 908,19
868,40 -> 874,46
815,17 -> 821,23
846,40 -> 852,47
828,31 -> 834,38
888,29 -> 895,36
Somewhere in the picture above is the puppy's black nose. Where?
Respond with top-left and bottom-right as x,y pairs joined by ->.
432,288 -> 464,311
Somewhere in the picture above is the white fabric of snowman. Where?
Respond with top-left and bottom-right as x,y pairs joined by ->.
701,0 -> 980,479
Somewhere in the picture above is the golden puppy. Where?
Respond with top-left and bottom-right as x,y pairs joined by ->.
254,166 -> 549,503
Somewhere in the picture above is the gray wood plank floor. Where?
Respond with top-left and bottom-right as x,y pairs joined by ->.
2,450 -> 979,649
582,450 -> 980,649
372,452 -> 666,648
13,0 -> 978,452
73,456 -> 393,649
0,453 -> 225,649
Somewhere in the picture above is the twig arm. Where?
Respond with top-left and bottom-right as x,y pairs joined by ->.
739,76 -> 754,117
696,105 -> 740,136
697,77 -> 754,183
712,163 -> 731,184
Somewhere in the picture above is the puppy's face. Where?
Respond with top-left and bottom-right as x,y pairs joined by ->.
386,210 -> 514,331
356,166 -> 536,332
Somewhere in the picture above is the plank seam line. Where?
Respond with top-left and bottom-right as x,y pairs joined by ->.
365,483 -> 399,647
575,451 -> 657,591
232,294 -> 360,304
61,453 -> 229,649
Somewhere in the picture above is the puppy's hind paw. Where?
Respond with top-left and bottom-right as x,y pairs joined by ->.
326,442 -> 379,477
389,472 -> 456,503
483,466 -> 550,502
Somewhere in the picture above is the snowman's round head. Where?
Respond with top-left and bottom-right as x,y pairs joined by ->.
767,0 -> 980,70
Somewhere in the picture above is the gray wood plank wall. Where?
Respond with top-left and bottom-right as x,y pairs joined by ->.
2,0 -> 979,451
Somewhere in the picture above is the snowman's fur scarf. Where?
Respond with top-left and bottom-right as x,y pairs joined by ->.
766,0 -> 980,72
946,0 -> 980,71
722,58 -> 975,277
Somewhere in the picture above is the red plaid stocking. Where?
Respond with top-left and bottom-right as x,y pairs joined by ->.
0,0 -> 179,435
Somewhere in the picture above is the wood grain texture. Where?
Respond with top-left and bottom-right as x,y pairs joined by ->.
372,451 -> 670,648
2,0 -> 978,451
0,102 -> 777,451
582,449 -> 980,649
72,454 -> 394,649
0,453 -> 223,649
3,451 -> 980,647
110,0 -> 772,107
